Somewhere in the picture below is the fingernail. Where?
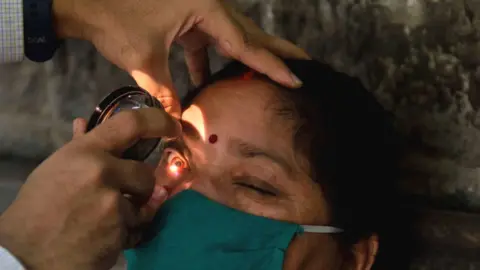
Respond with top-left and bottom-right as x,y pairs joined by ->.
151,185 -> 168,202
72,118 -> 80,129
291,73 -> 303,87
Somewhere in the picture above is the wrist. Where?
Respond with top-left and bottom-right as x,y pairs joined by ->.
52,0 -> 96,40
0,209 -> 70,270
0,213 -> 28,268
0,209 -> 43,269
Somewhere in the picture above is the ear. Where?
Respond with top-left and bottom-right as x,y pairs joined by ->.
351,234 -> 379,270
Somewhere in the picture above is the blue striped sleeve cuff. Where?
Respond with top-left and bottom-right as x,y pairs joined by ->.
0,0 -> 24,63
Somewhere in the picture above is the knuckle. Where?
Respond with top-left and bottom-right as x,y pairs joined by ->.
120,44 -> 137,61
236,34 -> 257,57
85,156 -> 109,182
99,192 -> 120,215
243,35 -> 258,52
119,43 -> 150,69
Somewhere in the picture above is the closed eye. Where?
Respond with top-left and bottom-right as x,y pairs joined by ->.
234,181 -> 278,197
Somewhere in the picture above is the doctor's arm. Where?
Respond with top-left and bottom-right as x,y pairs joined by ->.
1,0 -> 309,117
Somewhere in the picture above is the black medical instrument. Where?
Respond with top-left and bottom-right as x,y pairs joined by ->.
86,86 -> 165,163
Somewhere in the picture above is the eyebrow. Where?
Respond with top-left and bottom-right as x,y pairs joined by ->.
228,138 -> 292,174
180,121 -> 293,174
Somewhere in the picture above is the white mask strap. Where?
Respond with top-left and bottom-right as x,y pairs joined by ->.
301,225 -> 343,233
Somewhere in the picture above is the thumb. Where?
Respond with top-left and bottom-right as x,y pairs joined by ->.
197,3 -> 300,88
72,118 -> 87,139
138,185 -> 169,222
131,61 -> 181,119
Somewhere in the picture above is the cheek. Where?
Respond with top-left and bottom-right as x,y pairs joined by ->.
283,234 -> 342,270
187,167 -> 237,208
178,139 -> 233,202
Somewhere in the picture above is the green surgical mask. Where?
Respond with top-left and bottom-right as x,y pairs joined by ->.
125,190 -> 342,270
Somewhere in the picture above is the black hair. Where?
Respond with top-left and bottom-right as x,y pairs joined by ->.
182,59 -> 410,269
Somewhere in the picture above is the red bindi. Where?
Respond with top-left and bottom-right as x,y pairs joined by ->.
208,134 -> 218,144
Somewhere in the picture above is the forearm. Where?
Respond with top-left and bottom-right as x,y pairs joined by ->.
0,213 -> 26,270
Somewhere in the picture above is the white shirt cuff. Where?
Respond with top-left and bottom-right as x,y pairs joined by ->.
0,0 -> 24,63
0,246 -> 25,270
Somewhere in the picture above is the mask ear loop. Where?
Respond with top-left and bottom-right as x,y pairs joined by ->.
301,225 -> 344,233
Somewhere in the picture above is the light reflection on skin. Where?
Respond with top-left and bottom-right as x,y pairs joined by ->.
182,104 -> 207,141
168,164 -> 180,175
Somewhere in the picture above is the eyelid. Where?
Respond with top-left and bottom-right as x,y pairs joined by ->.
233,176 -> 280,197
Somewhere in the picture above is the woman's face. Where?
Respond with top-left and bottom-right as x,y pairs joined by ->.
154,78 -> 365,269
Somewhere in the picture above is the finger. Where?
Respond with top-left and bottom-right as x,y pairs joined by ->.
118,197 -> 143,249
228,42 -> 303,87
197,3 -> 302,88
120,196 -> 141,229
131,58 -> 181,118
84,108 -> 181,154
257,36 -> 310,60
120,186 -> 168,248
142,185 -> 168,216
125,185 -> 168,227
125,232 -> 143,249
177,30 -> 211,86
228,11 -> 310,60
185,47 -> 210,87
106,159 -> 157,204
72,118 -> 87,139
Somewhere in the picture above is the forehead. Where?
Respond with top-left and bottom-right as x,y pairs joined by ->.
180,79 -> 329,224
182,78 -> 295,155
190,79 -> 277,115
187,78 -> 290,127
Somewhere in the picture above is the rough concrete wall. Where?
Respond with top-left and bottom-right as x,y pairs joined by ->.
1,0 -> 480,269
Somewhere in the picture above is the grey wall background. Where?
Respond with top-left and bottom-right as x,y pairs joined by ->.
1,0 -> 480,269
